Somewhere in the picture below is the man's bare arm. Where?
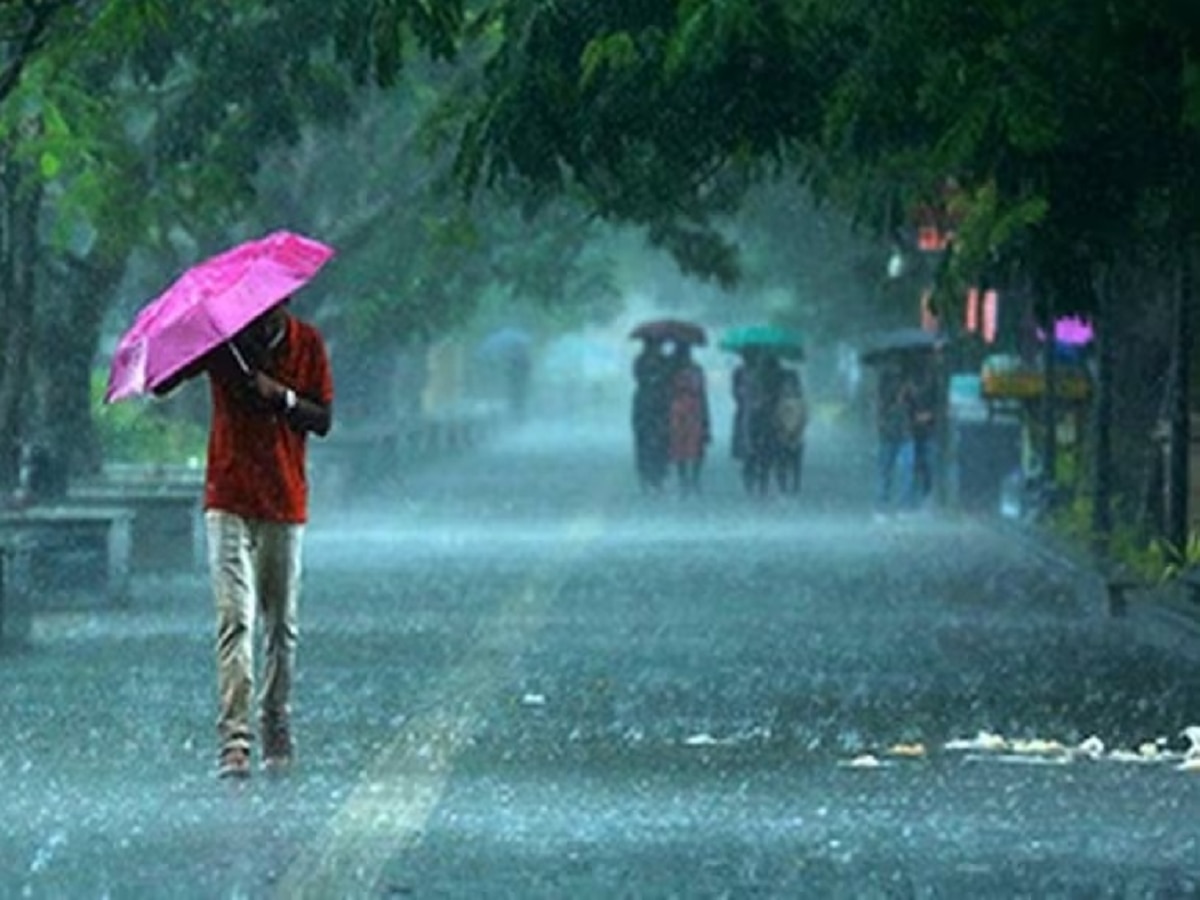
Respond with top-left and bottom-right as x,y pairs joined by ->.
152,357 -> 209,397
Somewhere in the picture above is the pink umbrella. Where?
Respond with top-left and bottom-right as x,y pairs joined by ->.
1036,315 -> 1094,346
1054,316 -> 1094,345
104,230 -> 335,403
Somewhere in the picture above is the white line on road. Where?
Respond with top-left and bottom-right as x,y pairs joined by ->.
276,514 -> 606,898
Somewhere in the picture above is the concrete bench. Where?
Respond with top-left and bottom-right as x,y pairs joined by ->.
309,426 -> 403,499
1182,567 -> 1200,605
0,534 -> 33,649
68,484 -> 203,575
101,462 -> 204,491
0,506 -> 133,609
1106,564 -> 1200,617
1105,572 -> 1145,618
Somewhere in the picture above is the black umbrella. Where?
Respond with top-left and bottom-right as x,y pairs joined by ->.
629,319 -> 707,346
860,328 -> 944,365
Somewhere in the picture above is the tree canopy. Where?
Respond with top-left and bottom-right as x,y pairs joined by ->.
422,0 -> 1200,317
3,0 -> 1199,539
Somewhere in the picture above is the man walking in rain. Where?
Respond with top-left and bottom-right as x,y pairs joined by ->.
156,299 -> 333,779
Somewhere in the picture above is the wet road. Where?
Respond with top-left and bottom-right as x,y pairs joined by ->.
3,409 -> 1200,898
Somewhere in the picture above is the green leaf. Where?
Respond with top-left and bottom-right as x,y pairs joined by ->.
580,32 -> 638,89
39,151 -> 62,179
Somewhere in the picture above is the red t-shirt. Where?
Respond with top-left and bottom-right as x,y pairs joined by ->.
203,315 -> 333,523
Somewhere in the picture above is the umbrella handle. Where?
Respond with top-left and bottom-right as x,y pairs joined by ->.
227,341 -> 253,376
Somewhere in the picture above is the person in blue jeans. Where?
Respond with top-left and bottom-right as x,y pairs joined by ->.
874,365 -> 916,517
909,366 -> 940,507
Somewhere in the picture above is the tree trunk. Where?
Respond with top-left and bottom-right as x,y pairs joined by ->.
30,255 -> 126,484
0,155 -> 39,492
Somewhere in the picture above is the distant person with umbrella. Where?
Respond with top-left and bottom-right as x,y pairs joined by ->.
631,336 -> 673,492
722,325 -> 804,497
908,361 -> 941,506
667,340 -> 711,495
860,328 -> 943,518
732,350 -> 785,496
478,326 -> 533,419
773,367 -> 808,495
629,320 -> 707,494
107,231 -> 335,779
872,361 -> 917,519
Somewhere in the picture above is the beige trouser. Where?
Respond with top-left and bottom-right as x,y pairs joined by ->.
206,510 -> 303,755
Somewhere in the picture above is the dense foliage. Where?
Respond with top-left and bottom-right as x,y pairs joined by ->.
1,0 -> 1197,547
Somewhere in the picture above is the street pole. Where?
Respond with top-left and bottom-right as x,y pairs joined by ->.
1168,243 -> 1193,551
1041,287 -> 1058,496
1091,265 -> 1114,559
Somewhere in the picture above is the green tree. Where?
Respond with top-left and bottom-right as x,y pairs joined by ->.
0,0 -> 465,487
420,0 -> 1200,549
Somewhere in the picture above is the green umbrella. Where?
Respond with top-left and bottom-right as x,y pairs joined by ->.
719,324 -> 805,361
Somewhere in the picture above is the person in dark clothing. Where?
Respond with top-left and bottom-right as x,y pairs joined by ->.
504,349 -> 531,420
631,337 -> 673,492
773,368 -> 808,495
733,351 -> 784,497
730,352 -> 753,474
874,363 -> 916,517
909,365 -> 940,506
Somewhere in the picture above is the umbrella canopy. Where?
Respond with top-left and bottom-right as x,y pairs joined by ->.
860,327 -> 944,365
477,326 -> 534,362
718,324 -> 805,361
543,333 -> 623,383
1036,315 -> 1094,346
105,230 -> 335,403
629,318 -> 707,346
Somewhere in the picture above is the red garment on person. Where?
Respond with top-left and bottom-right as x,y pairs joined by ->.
669,363 -> 709,462
204,316 -> 333,523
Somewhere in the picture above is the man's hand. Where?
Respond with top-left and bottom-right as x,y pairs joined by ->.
250,370 -> 332,437
252,371 -> 287,406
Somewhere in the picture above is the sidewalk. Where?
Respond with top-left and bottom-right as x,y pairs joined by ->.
992,513 -> 1200,659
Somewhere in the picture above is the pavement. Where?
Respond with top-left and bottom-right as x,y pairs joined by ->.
3,403 -> 1200,899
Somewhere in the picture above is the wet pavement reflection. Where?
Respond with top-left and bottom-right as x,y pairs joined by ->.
3,411 -> 1200,898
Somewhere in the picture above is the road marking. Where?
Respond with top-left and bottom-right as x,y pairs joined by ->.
276,514 -> 605,897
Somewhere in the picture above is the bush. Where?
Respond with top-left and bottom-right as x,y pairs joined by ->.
1048,490 -> 1200,583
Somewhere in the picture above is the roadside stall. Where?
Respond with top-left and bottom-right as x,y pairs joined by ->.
978,321 -> 1094,516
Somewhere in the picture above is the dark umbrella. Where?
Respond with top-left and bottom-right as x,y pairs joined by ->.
629,319 -> 707,346
860,328 -> 944,365
719,324 -> 805,361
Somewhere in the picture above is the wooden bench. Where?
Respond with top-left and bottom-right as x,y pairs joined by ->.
68,484 -> 204,575
0,506 -> 133,609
